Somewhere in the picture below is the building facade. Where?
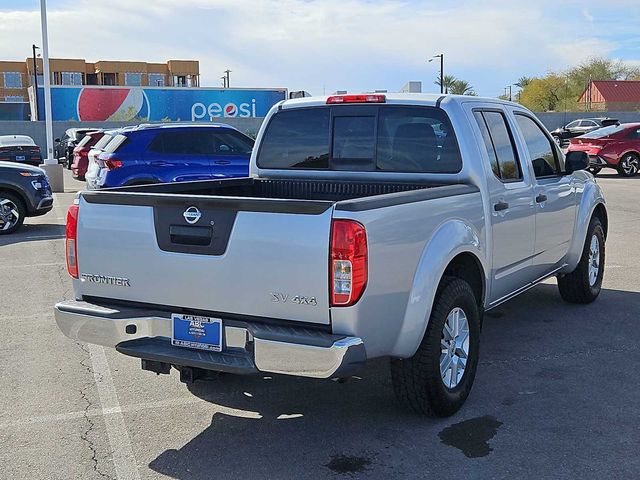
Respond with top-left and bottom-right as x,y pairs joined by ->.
0,58 -> 199,103
578,80 -> 640,111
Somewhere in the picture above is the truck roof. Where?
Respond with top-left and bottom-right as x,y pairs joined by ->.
280,93 -> 520,110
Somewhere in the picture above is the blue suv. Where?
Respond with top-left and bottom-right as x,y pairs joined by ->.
94,124 -> 253,188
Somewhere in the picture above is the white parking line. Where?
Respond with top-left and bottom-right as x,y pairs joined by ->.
3,262 -> 65,269
88,344 -> 141,480
0,391 -> 262,430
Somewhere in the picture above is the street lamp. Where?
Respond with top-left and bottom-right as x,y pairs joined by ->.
429,54 -> 444,94
223,69 -> 231,88
31,45 -> 40,120
38,0 -> 64,192
505,85 -> 512,102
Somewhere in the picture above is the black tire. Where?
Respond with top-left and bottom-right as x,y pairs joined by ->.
390,276 -> 481,417
616,153 -> 639,177
588,167 -> 602,176
557,217 -> 605,304
0,192 -> 26,235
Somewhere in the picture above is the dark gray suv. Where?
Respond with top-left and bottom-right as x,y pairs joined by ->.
0,161 -> 53,234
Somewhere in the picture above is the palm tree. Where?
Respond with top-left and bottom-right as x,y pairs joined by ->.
515,76 -> 532,89
449,79 -> 476,95
435,74 -> 457,93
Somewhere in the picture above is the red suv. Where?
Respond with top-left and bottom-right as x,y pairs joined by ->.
567,123 -> 640,177
71,130 -> 104,180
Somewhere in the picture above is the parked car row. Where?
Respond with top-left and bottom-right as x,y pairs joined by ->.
550,117 -> 619,148
82,123 -> 253,189
54,128 -> 101,168
567,122 -> 640,177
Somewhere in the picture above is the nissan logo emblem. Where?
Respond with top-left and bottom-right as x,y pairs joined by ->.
183,206 -> 202,224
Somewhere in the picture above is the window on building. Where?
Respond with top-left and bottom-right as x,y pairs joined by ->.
3,72 -> 22,88
124,72 -> 142,86
514,113 -> 562,177
148,73 -> 165,87
173,75 -> 187,87
62,72 -> 83,85
4,96 -> 25,102
474,110 -> 522,181
102,73 -> 117,86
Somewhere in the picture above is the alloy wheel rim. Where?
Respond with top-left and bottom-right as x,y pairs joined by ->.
622,155 -> 639,175
440,307 -> 470,389
0,198 -> 19,231
588,234 -> 600,286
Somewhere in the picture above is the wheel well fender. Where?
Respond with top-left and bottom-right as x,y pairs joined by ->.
563,181 -> 607,272
391,219 -> 488,358
0,185 -> 28,213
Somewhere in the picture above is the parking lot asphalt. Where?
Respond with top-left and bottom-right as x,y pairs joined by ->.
1,169 -> 639,480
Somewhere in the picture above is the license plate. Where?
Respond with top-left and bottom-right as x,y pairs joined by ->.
16,155 -> 25,161
172,313 -> 222,352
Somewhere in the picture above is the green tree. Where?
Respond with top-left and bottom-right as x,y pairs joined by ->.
434,74 -> 457,93
519,75 -> 566,111
515,76 -> 533,89
450,79 -> 476,95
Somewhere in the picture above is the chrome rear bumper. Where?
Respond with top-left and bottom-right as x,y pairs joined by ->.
54,300 -> 366,379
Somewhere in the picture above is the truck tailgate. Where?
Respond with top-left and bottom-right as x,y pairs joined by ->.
75,193 -> 334,325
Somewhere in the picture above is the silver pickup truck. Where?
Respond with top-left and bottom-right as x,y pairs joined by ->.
55,94 -> 607,416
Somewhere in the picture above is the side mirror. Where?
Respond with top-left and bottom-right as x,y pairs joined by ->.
565,151 -> 589,174
54,138 -> 60,143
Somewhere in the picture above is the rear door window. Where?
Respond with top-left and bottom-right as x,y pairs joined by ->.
257,105 -> 461,172
148,130 -> 215,155
473,110 -> 522,181
212,131 -> 254,155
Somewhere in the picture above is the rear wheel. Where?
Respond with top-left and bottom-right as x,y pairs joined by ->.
617,153 -> 639,177
0,192 -> 25,235
557,217 -> 605,304
390,276 -> 480,417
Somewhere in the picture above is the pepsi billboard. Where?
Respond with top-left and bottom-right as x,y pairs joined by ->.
36,86 -> 286,122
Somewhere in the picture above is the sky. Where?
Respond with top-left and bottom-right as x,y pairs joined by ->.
1,0 -> 639,96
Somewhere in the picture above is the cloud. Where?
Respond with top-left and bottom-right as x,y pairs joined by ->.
0,0 -> 637,96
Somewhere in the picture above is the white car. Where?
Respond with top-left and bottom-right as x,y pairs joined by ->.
0,135 -> 42,166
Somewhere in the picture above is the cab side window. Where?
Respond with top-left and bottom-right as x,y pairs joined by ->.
473,110 -> 522,181
515,114 -> 561,178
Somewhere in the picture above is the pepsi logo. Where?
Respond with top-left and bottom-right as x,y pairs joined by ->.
224,103 -> 237,117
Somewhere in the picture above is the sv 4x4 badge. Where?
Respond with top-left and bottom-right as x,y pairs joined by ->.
271,293 -> 318,306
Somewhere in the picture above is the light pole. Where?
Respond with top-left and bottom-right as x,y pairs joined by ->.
39,0 -> 64,191
31,45 -> 40,120
429,54 -> 444,94
224,69 -> 231,88
505,85 -> 512,102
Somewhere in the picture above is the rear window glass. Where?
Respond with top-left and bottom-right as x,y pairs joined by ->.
257,108 -> 330,169
76,135 -> 92,148
257,105 -> 461,173
581,124 -> 625,138
93,134 -> 113,150
104,134 -> 128,153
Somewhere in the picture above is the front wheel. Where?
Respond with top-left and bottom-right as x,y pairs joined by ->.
617,153 -> 639,177
0,193 -> 26,234
390,276 -> 480,417
557,217 -> 605,304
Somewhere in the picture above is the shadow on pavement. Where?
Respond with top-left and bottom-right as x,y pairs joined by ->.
0,223 -> 65,246
147,282 -> 640,479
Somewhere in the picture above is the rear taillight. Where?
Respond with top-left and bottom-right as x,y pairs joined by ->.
326,94 -> 386,104
30,146 -> 40,153
330,219 -> 367,306
104,159 -> 123,170
66,203 -> 79,278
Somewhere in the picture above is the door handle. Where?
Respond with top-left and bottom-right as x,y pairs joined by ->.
494,201 -> 509,212
214,160 -> 231,165
536,194 -> 548,203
